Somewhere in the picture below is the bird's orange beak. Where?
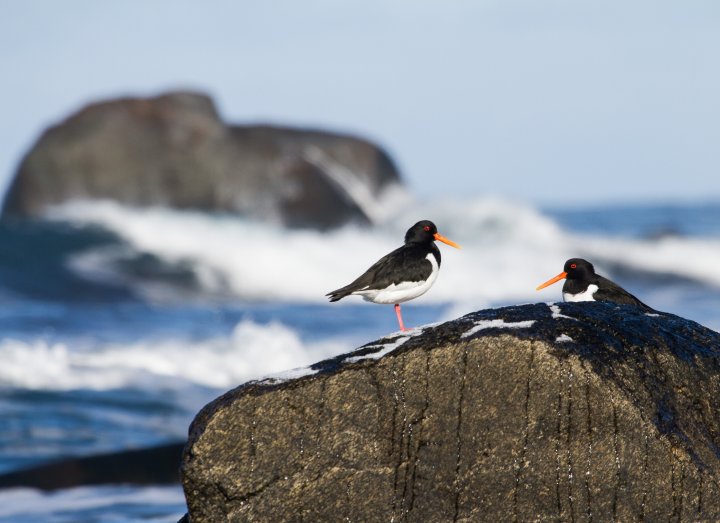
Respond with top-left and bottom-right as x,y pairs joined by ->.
434,232 -> 461,249
536,271 -> 567,291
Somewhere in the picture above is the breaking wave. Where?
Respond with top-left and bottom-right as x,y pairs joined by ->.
37,198 -> 720,306
0,319 -> 351,391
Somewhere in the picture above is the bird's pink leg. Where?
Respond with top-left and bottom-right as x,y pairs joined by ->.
394,303 -> 407,331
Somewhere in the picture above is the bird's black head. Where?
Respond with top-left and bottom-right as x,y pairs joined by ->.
536,257 -> 596,291
404,220 -> 461,249
564,258 -> 596,280
405,220 -> 438,244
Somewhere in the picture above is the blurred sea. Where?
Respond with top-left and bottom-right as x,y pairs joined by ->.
0,196 -> 719,522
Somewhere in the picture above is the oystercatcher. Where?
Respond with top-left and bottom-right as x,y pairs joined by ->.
326,220 -> 460,331
536,258 -> 654,311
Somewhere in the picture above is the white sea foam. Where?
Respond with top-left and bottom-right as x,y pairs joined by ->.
461,319 -> 536,338
0,320 -> 351,391
549,303 -> 576,320
257,366 -> 319,385
344,328 -> 421,363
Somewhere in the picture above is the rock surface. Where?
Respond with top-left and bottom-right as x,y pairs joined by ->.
2,92 -> 401,229
180,302 -> 720,522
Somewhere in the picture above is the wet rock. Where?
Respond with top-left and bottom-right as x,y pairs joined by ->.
2,92 -> 401,229
180,302 -> 720,522
0,442 -> 184,490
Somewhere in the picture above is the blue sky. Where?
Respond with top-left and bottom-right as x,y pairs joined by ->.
1,1 -> 719,207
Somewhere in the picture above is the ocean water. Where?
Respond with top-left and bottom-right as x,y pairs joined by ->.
0,196 -> 719,522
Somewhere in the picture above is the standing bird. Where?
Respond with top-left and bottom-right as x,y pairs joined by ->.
326,220 -> 460,331
536,258 -> 654,311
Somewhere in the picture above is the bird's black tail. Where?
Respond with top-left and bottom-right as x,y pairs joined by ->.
326,286 -> 353,302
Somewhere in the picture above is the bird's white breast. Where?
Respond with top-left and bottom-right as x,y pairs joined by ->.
563,284 -> 599,302
357,253 -> 439,305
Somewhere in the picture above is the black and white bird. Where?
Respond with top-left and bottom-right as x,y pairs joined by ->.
536,258 -> 654,311
326,220 -> 460,331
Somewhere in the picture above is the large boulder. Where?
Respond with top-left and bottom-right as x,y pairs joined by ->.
2,92 -> 401,229
180,302 -> 720,522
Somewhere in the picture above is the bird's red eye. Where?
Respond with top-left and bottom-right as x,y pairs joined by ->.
570,263 -> 577,269
424,226 -> 430,232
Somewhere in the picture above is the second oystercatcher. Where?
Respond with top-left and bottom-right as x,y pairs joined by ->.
326,220 -> 460,331
536,257 -> 654,311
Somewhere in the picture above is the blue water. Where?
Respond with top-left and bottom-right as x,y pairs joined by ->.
0,199 -> 718,522
545,201 -> 720,238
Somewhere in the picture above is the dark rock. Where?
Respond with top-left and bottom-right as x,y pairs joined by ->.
180,302 -> 720,522
2,92 -> 401,229
0,442 -> 184,490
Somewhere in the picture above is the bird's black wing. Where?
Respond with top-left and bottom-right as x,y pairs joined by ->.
326,245 -> 435,301
593,275 -> 655,312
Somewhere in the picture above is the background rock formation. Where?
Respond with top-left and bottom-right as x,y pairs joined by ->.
2,92 -> 401,229
180,302 -> 720,522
